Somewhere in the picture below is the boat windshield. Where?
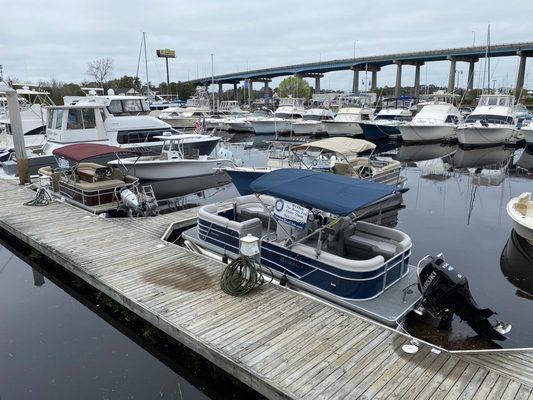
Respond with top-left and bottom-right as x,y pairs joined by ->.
478,96 -> 513,107
274,113 -> 303,119
465,114 -> 514,125
107,99 -> 151,115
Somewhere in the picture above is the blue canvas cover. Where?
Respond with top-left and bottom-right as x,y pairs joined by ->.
249,168 -> 398,216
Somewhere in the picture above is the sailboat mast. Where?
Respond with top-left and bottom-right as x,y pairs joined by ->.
143,32 -> 149,90
211,53 -> 215,112
487,24 -> 491,92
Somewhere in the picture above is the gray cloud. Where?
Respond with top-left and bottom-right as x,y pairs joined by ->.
1,0 -> 532,90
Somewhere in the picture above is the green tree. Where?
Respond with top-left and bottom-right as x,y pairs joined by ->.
276,76 -> 312,99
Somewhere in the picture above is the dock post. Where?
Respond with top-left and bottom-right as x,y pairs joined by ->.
447,57 -> 457,93
516,51 -> 528,101
0,82 -> 29,184
467,59 -> 477,91
394,61 -> 402,97
32,269 -> 45,287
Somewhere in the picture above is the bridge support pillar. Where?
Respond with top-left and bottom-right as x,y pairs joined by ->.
248,80 -> 253,104
516,51 -> 529,101
371,71 -> 377,91
413,62 -> 424,98
218,83 -> 223,99
467,60 -> 476,91
233,83 -> 238,101
394,61 -> 402,97
352,70 -> 359,93
447,58 -> 457,93
315,76 -> 321,92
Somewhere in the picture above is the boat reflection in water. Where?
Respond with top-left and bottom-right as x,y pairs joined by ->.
394,142 -> 457,163
500,230 -> 533,300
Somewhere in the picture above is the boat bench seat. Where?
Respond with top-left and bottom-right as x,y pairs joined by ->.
199,204 -> 262,239
340,220 -> 411,260
235,195 -> 276,229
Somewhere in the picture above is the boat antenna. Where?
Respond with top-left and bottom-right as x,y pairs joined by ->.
211,53 -> 215,112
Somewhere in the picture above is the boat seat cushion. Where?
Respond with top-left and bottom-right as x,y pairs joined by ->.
199,204 -> 262,238
345,233 -> 397,260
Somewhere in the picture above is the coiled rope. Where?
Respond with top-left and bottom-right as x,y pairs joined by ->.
24,188 -> 53,207
220,255 -> 272,296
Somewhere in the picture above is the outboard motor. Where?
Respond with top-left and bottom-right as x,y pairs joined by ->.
417,254 -> 511,341
120,187 -> 141,213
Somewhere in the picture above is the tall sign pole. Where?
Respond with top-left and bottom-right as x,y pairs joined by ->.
156,49 -> 176,96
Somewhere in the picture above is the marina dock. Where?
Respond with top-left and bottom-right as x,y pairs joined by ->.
1,180 -> 532,400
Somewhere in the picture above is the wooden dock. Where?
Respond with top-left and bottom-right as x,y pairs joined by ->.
0,180 -> 532,400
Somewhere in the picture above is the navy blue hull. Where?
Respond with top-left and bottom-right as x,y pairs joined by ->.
360,122 -> 401,140
196,217 -> 410,302
225,169 -> 268,195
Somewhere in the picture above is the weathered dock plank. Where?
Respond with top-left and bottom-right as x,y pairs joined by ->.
0,180 -> 532,400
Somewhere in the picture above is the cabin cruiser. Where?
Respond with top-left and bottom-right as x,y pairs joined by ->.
249,98 -> 305,135
223,108 -> 273,132
323,105 -> 373,137
1,96 -> 220,176
157,89 -> 211,129
181,169 -> 511,339
507,193 -> 533,242
291,108 -> 334,136
398,94 -> 463,142
38,143 -> 157,216
359,96 -> 415,139
222,137 -> 405,198
205,101 -> 248,130
456,94 -> 516,146
0,86 -> 55,159
109,134 -> 234,182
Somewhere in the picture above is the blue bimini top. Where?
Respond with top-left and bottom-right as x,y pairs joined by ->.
249,168 -> 398,216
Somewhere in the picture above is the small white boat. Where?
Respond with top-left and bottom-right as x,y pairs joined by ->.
291,108 -> 334,135
520,120 -> 533,144
109,134 -> 234,181
507,192 -> 533,242
457,94 -> 516,146
223,108 -> 273,132
158,88 -> 211,129
249,98 -> 305,135
323,106 -> 373,137
399,93 -> 462,142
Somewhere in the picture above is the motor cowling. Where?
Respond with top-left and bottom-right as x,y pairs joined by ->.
418,254 -> 511,341
120,187 -> 140,212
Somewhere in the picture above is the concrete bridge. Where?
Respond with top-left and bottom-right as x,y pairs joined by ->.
185,42 -> 533,101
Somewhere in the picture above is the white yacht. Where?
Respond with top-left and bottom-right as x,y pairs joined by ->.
1,95 -> 220,176
291,108 -> 334,135
457,94 -> 516,146
158,88 -> 211,129
359,96 -> 415,140
399,93 -> 463,142
205,101 -> 248,130
323,106 -> 373,137
223,108 -> 273,132
0,86 -> 55,157
249,98 -> 305,135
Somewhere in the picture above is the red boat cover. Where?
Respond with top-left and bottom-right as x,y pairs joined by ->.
52,143 -> 139,162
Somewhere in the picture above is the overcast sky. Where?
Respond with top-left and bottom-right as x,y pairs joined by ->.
2,0 -> 533,91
